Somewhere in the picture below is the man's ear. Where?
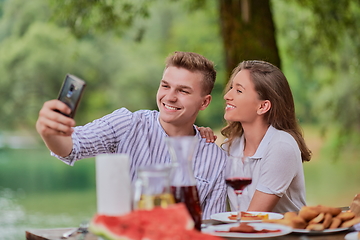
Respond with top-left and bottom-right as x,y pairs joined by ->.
200,95 -> 212,110
257,100 -> 271,115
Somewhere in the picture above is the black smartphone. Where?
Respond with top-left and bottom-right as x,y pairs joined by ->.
56,74 -> 86,118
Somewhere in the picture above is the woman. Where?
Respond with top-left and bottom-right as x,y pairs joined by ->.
200,60 -> 311,213
222,60 -> 311,213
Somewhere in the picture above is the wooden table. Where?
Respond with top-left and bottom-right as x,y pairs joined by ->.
25,220 -> 356,240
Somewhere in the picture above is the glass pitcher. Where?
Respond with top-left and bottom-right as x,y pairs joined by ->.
166,136 -> 202,231
133,165 -> 175,210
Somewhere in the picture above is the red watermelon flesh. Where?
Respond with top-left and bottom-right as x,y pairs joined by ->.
89,203 -> 196,240
142,225 -> 224,240
90,214 -> 143,240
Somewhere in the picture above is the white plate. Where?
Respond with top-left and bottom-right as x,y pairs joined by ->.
210,211 -> 284,223
292,227 -> 349,235
203,222 -> 292,238
345,231 -> 360,240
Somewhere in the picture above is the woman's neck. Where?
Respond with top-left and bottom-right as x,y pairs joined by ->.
242,121 -> 270,157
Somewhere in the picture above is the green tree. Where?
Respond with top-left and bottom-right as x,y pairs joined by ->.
0,0 -> 225,130
273,0 -> 360,153
49,0 -> 280,79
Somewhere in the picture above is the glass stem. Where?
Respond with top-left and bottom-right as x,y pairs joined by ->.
236,192 -> 242,222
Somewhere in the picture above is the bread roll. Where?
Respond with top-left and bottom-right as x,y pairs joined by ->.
306,223 -> 325,231
335,211 -> 355,221
329,217 -> 342,229
264,218 -> 307,229
322,213 -> 332,229
299,206 -> 321,221
284,212 -> 298,220
350,193 -> 360,217
313,205 -> 342,216
309,212 -> 325,224
341,216 -> 360,228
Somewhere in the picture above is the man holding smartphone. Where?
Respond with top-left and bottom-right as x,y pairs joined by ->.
36,51 -> 227,219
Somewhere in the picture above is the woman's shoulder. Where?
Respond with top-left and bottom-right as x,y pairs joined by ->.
268,128 -> 300,155
270,127 -> 297,143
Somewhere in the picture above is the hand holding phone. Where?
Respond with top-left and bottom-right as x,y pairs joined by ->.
56,74 -> 86,118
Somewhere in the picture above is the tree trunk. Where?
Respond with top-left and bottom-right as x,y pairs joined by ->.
218,0 -> 281,81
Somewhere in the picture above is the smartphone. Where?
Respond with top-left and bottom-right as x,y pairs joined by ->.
56,74 -> 86,118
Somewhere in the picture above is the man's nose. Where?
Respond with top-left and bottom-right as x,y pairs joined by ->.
165,89 -> 177,101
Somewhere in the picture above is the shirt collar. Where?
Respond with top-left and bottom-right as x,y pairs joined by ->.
156,113 -> 200,139
239,125 -> 276,160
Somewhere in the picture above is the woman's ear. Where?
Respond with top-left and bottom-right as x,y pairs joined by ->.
257,100 -> 271,115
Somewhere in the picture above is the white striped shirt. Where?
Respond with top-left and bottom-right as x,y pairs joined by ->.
53,108 -> 227,219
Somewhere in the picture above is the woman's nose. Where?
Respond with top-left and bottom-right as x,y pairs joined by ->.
224,89 -> 232,100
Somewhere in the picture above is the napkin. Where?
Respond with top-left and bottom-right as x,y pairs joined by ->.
96,153 -> 131,216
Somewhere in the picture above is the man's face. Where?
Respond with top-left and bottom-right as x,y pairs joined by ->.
156,66 -> 211,129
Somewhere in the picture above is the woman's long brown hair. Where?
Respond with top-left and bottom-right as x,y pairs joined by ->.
221,60 -> 311,162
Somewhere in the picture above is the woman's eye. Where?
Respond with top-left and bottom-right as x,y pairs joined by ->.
237,89 -> 242,93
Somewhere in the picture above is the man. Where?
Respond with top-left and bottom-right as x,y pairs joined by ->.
36,51 -> 227,219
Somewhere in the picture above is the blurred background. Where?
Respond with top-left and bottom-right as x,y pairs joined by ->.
1,0 -> 360,239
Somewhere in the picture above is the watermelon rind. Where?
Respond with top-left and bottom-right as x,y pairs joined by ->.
89,216 -> 135,240
89,203 -> 194,240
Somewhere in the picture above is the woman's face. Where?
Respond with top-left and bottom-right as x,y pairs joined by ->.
224,69 -> 263,123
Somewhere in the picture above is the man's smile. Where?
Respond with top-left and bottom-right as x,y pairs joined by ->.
163,103 -> 181,110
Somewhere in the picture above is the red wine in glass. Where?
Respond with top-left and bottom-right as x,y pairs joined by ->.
225,177 -> 252,194
171,185 -> 202,231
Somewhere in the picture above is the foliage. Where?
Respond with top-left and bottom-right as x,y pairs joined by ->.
49,0 -> 154,38
2,0 -> 360,146
272,0 -> 360,156
0,0 -> 225,130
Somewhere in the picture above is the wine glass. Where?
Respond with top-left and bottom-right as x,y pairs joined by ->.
225,156 -> 252,222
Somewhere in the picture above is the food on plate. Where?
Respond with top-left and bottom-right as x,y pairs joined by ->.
229,223 -> 256,233
283,212 -> 297,220
322,213 -> 333,229
264,217 -> 307,229
309,212 -> 325,224
313,205 -> 342,216
341,217 -> 360,228
228,211 -> 269,221
306,223 -> 324,231
350,193 -> 360,217
264,204 -> 360,231
226,223 -> 281,233
89,203 -> 222,240
298,206 -> 322,221
329,217 -> 342,229
336,211 -> 356,221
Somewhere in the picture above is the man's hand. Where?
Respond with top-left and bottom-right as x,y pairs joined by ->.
36,100 -> 75,157
36,100 -> 75,137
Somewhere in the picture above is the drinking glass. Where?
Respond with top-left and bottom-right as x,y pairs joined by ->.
225,156 -> 252,222
133,165 -> 175,210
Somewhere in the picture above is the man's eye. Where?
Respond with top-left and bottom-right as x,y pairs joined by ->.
180,90 -> 189,94
161,84 -> 169,88
237,90 -> 242,93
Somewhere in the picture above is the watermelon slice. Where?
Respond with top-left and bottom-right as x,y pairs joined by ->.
89,203 -> 197,240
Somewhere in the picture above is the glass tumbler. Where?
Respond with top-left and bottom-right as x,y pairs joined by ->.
133,165 -> 175,210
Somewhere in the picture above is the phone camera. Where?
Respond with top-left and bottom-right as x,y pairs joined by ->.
67,84 -> 75,98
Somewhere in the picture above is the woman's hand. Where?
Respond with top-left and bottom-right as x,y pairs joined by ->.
197,126 -> 217,143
